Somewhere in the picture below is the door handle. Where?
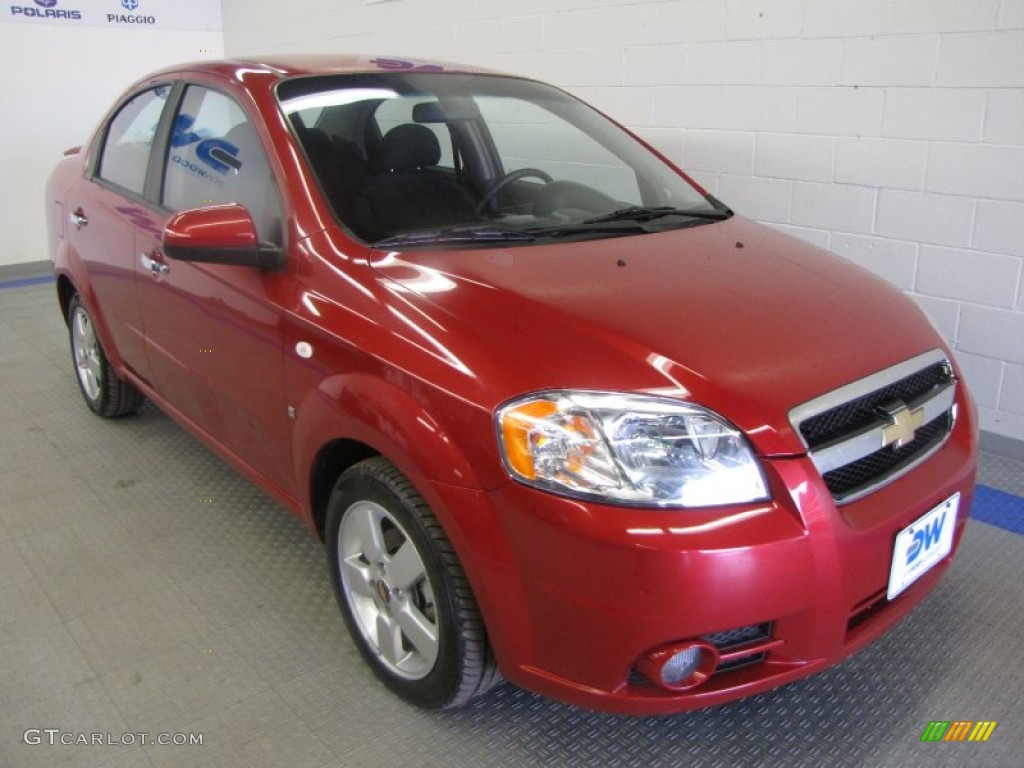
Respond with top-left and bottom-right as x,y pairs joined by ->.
70,208 -> 88,228
140,252 -> 169,276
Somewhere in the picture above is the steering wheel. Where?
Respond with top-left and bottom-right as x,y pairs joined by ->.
476,167 -> 554,216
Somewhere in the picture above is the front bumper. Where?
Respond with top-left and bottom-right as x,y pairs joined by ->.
428,399 -> 976,715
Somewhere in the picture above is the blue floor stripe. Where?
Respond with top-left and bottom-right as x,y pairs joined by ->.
0,274 -> 55,290
972,484 -> 1024,536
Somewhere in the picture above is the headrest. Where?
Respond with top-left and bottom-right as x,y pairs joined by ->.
300,127 -> 331,156
380,123 -> 441,171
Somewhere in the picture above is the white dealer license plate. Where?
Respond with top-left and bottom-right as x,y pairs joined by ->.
887,493 -> 959,601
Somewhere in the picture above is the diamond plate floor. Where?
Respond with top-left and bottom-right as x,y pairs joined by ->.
1,279 -> 1021,768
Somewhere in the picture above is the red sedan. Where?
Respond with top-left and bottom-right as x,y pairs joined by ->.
45,55 -> 977,714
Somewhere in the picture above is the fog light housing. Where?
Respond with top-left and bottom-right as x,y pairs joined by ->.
636,641 -> 719,691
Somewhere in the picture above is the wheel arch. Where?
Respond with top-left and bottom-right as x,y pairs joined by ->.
308,437 -> 380,540
56,273 -> 76,326
295,371 -> 498,540
53,259 -> 128,374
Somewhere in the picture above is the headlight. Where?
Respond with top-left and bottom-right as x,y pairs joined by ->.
496,391 -> 769,507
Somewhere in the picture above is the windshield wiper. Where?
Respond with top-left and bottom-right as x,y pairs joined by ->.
582,206 -> 733,225
374,225 -> 537,248
525,222 -> 648,239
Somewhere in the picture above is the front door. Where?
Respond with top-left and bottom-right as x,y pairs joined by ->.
135,83 -> 295,495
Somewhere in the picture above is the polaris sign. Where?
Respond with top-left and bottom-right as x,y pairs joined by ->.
9,0 -> 82,21
3,0 -> 221,30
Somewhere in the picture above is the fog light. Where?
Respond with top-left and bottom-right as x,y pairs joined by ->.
636,641 -> 718,692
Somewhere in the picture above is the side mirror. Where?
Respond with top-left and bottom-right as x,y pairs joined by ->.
162,204 -> 284,270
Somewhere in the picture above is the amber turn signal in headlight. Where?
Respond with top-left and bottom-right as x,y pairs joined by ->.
496,391 -> 769,507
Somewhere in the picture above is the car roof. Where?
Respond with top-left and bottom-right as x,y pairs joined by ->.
149,55 -> 506,83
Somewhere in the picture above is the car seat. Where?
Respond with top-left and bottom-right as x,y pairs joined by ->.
354,123 -> 476,237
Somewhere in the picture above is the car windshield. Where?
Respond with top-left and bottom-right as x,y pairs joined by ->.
277,72 -> 726,247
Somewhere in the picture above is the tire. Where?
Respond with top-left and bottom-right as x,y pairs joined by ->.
67,294 -> 144,418
326,457 -> 500,709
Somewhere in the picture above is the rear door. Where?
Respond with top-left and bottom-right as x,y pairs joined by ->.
66,85 -> 172,381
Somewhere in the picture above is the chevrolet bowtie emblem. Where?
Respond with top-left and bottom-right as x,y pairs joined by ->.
879,401 -> 925,449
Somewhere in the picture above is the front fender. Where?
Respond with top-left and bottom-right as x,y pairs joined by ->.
292,371 -> 497,509
290,371 -> 525,668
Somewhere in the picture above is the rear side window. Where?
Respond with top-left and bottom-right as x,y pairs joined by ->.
162,86 -> 283,245
97,86 -> 169,195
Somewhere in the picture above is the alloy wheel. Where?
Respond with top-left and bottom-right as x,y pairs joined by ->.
337,499 -> 439,679
71,306 -> 102,402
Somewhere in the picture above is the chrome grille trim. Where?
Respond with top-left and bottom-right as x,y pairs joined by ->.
811,383 -> 955,474
788,349 -> 957,504
788,349 -> 950,435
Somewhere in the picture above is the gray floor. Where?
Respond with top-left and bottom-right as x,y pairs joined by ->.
1,278 -> 1022,768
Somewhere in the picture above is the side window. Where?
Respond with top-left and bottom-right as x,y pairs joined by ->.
97,86 -> 169,195
373,97 -> 454,168
162,86 -> 283,244
478,97 -> 641,204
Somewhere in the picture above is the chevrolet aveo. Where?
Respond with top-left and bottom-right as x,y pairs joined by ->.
46,56 -> 978,714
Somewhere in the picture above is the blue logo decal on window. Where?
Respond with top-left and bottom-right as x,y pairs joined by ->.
169,115 -> 243,181
171,115 -> 205,148
196,139 -> 242,174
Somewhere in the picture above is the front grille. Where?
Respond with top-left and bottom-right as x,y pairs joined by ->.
799,362 -> 951,449
702,622 -> 772,673
701,623 -> 770,649
847,588 -> 888,634
790,351 -> 957,504
822,414 -> 950,498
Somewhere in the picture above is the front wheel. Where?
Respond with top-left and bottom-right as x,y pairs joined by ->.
325,457 -> 500,709
67,294 -> 144,418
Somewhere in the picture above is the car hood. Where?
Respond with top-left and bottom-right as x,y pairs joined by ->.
368,216 -> 945,456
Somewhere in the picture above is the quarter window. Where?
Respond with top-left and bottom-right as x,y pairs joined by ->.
97,86 -> 169,195
162,86 -> 283,244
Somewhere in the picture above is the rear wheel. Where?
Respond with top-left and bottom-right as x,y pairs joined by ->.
68,294 -> 144,418
326,457 -> 500,709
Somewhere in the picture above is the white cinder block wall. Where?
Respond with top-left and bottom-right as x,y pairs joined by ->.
222,0 -> 1024,445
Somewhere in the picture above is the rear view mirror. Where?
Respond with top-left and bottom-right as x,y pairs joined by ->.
162,204 -> 284,270
413,99 -> 481,123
